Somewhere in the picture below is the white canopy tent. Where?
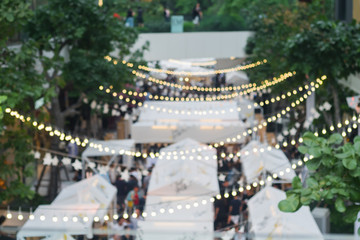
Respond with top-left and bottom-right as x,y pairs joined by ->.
236,96 -> 257,123
17,175 -> 117,240
226,71 -> 249,86
138,196 -> 214,240
17,204 -> 98,240
132,101 -> 247,143
147,139 -> 219,196
240,141 -> 296,183
248,186 -> 323,240
139,139 -> 219,239
81,139 -> 135,177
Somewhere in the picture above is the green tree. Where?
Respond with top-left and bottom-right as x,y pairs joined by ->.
278,132 -> 360,233
0,0 -> 43,204
26,0 -> 141,134
285,20 -> 360,126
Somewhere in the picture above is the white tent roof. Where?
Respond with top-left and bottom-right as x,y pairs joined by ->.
132,121 -> 245,143
147,139 -> 219,196
82,139 -> 135,157
138,195 -> 214,240
226,71 -> 249,86
52,174 -> 117,218
18,175 -> 116,240
248,186 -> 323,240
236,96 -> 256,121
132,101 -> 246,143
17,204 -> 98,239
240,141 -> 296,182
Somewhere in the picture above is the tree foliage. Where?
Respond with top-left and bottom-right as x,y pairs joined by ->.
26,0 -> 141,133
0,0 -> 42,204
278,132 -> 360,224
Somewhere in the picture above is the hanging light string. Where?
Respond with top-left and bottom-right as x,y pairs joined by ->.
97,75 -> 327,159
104,55 -> 267,76
105,56 -> 278,93
99,71 -> 296,105
6,117 -> 360,225
3,154 -> 305,223
132,69 -> 255,92
4,75 -> 326,160
168,58 -> 217,66
102,75 -> 321,117
3,108 -> 139,157
137,60 -> 267,76
6,113 -> 359,221
158,75 -> 327,158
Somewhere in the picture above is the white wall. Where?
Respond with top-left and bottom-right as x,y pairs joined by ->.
132,31 -> 253,61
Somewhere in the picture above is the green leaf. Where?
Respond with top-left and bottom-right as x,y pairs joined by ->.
310,191 -> 321,201
328,133 -> 343,144
300,195 -> 312,205
309,147 -> 322,158
303,132 -> 318,147
350,167 -> 360,177
278,194 -> 300,212
343,205 -> 360,223
298,145 -> 309,154
354,142 -> 360,153
349,189 -> 360,202
301,188 -> 312,196
335,198 -> 346,213
354,136 -> 360,144
342,158 -> 357,170
292,176 -> 302,189
306,178 -> 319,188
0,95 -> 7,103
322,146 -> 332,155
306,158 -> 321,170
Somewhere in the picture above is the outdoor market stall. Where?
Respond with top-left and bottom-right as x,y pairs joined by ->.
240,141 -> 296,183
17,175 -> 117,240
248,186 -> 323,240
132,101 -> 247,143
138,138 -> 219,239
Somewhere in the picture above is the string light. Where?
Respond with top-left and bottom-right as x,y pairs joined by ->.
168,58 -> 217,66
100,71 -> 296,115
6,74 -> 328,162
104,55 -> 267,76
132,69 -> 255,92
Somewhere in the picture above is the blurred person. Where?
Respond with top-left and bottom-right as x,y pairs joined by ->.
142,168 -> 152,195
125,9 -> 134,27
115,175 -> 128,210
130,208 -> 144,229
192,2 -> 202,25
228,195 -> 242,225
164,6 -> 170,22
126,185 -> 140,213
137,7 -> 144,27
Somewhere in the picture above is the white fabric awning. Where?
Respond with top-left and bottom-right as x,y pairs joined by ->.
226,71 -> 249,86
17,204 -> 98,239
248,186 -> 323,240
132,101 -> 246,143
240,141 -> 296,182
17,175 -> 117,240
147,139 -> 219,196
